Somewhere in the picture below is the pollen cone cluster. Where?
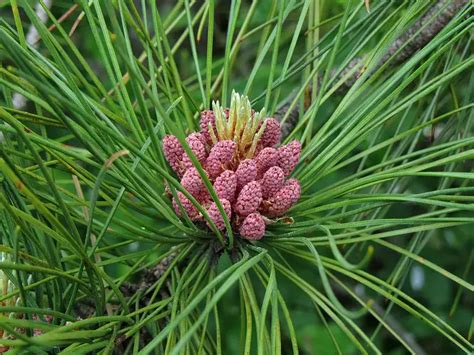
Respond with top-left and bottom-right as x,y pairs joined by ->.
163,92 -> 301,241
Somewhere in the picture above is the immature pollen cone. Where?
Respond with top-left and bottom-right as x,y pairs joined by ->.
163,91 -> 302,241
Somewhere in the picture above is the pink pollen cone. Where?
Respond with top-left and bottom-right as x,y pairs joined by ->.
206,199 -> 231,230
209,140 -> 236,163
278,140 -> 301,176
172,192 -> 200,220
205,157 -> 224,180
261,166 -> 285,199
240,212 -> 265,240
255,147 -> 279,179
235,159 -> 257,190
163,135 -> 184,176
214,170 -> 237,203
235,181 -> 263,216
182,133 -> 207,171
200,110 -> 216,145
181,167 -> 206,199
260,118 -> 281,147
264,178 -> 301,217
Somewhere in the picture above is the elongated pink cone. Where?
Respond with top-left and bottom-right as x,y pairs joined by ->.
181,167 -> 205,198
198,189 -> 211,203
263,178 -> 301,217
285,178 -> 301,205
182,133 -> 207,171
206,199 -> 232,230
240,212 -> 265,240
260,118 -> 281,147
172,192 -> 200,220
235,159 -> 257,190
205,157 -> 224,180
163,135 -> 184,175
214,170 -> 237,203
255,147 -> 279,179
278,140 -> 301,176
261,166 -> 285,199
235,181 -> 263,216
209,140 -> 236,163
200,110 -> 216,145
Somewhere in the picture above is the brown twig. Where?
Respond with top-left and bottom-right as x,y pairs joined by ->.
69,10 -> 86,37
335,0 -> 468,91
33,3 -> 79,46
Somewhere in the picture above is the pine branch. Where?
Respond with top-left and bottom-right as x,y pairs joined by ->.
120,252 -> 177,301
275,0 -> 469,138
73,252 -> 177,323
74,0 -> 469,333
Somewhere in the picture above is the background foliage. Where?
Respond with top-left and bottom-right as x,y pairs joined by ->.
0,0 -> 473,353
